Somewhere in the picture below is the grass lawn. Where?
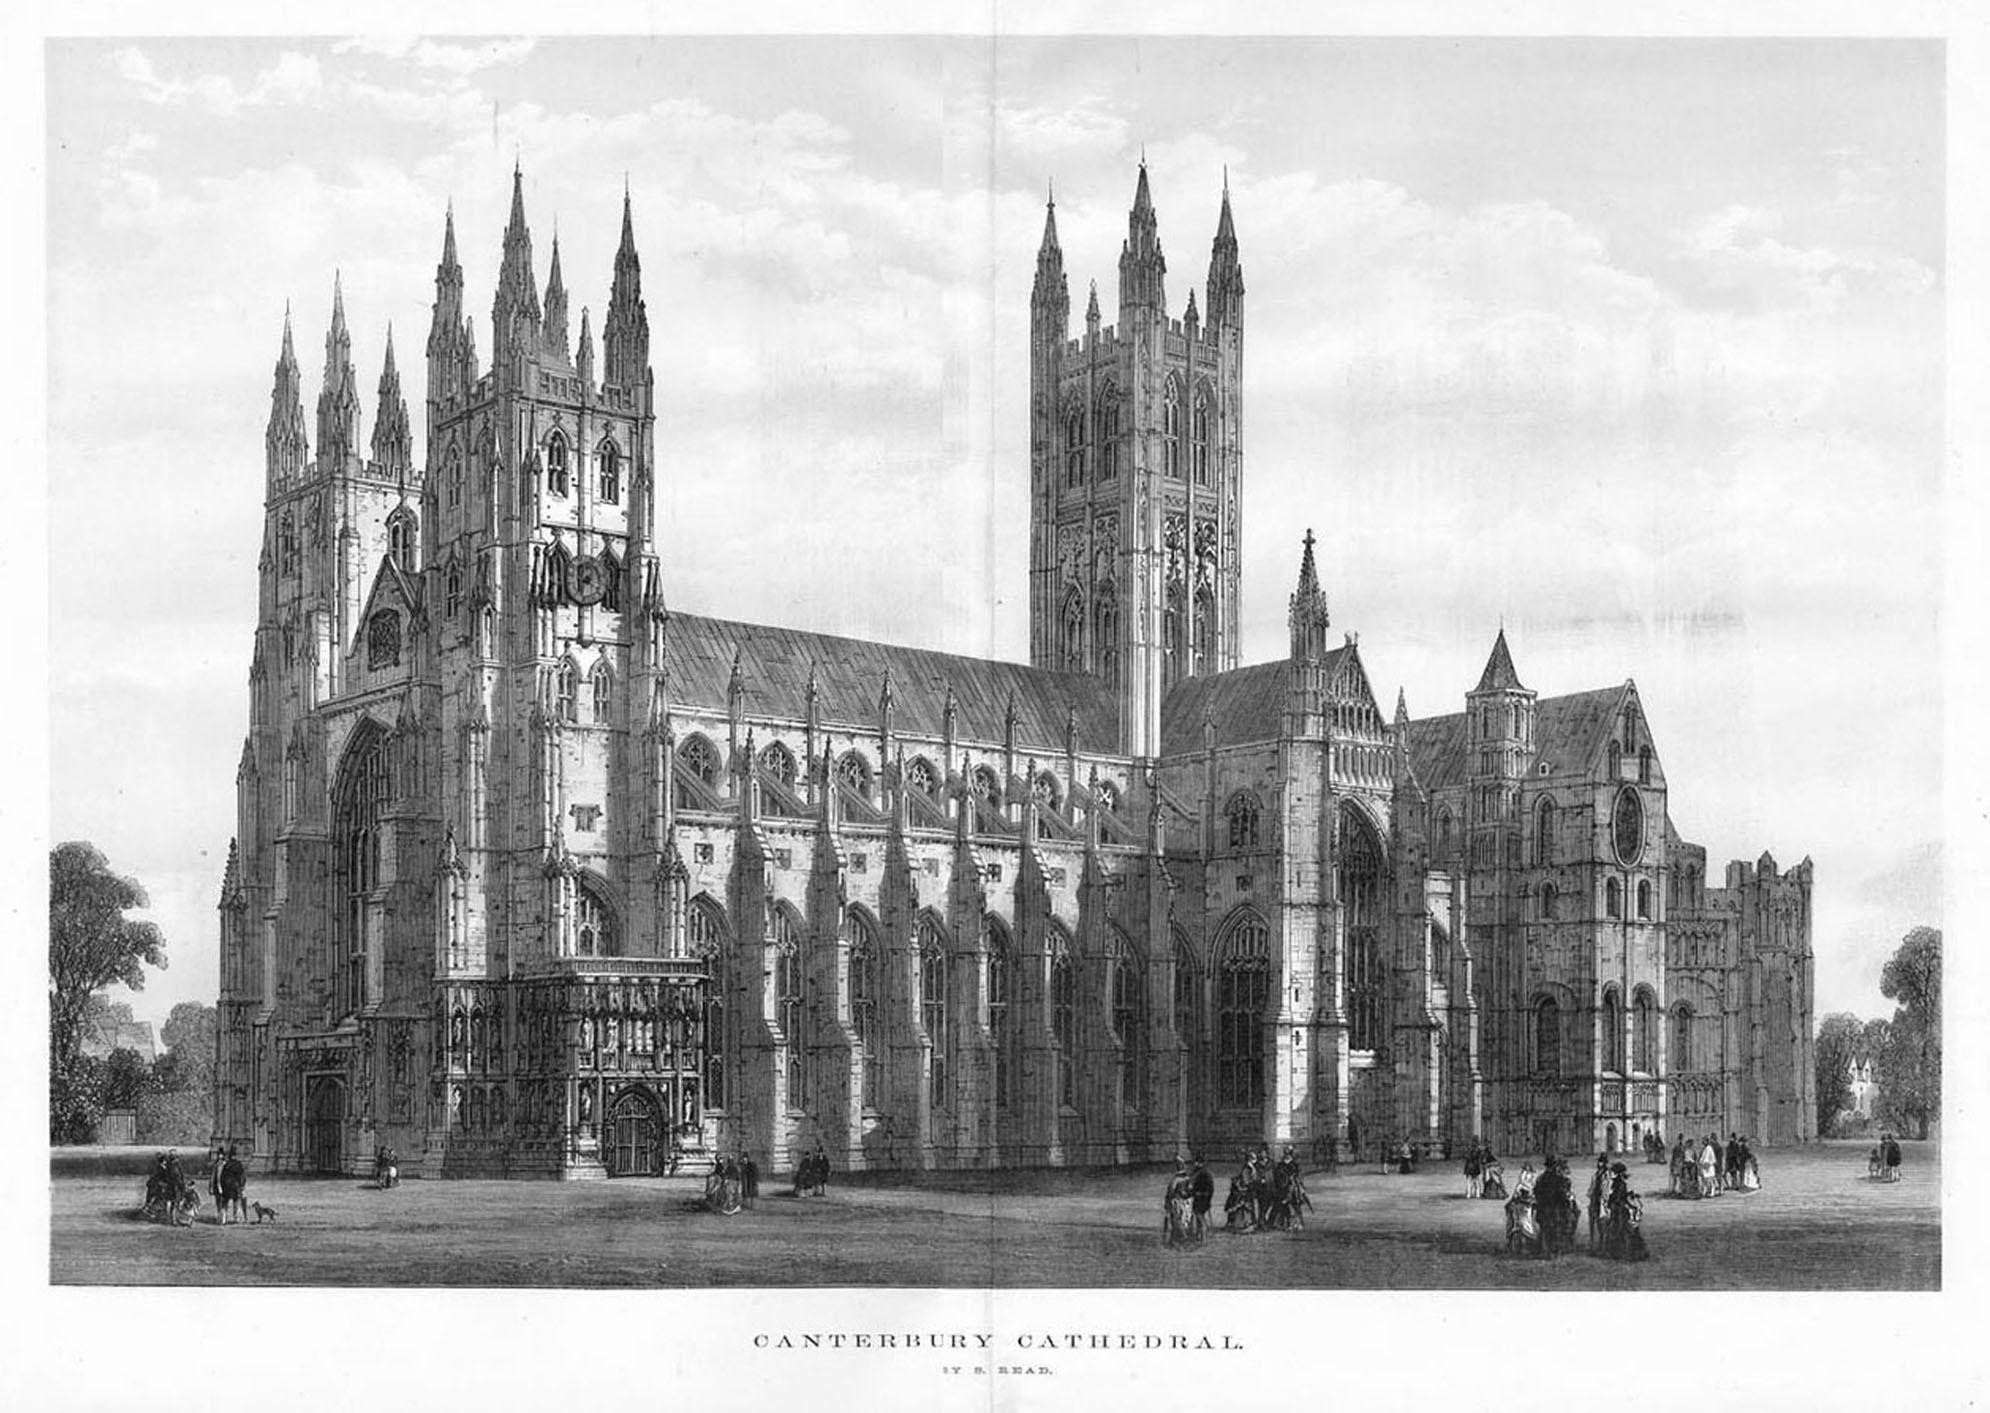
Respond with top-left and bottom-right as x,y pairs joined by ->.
48,1138 -> 1937,1290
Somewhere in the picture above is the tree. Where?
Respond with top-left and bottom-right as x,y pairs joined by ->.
157,1002 -> 217,1094
49,843 -> 167,1083
101,1046 -> 153,1112
1814,1012 -> 1866,1136
1875,926 -> 1941,1140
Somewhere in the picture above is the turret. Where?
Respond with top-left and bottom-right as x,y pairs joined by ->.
425,204 -> 464,403
543,233 -> 570,365
1117,159 -> 1166,315
1031,186 -> 1069,341
603,187 -> 650,392
1288,529 -> 1330,662
1206,172 -> 1244,332
315,275 -> 361,470
491,162 -> 542,377
371,328 -> 412,487
265,306 -> 308,487
1465,628 -> 1536,868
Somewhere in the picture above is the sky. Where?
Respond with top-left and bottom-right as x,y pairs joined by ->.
41,35 -> 1945,1032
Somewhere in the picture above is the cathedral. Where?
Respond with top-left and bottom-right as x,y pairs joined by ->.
211,162 -> 1816,1179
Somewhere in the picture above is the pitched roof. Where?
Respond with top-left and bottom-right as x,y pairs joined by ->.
663,613 -> 1120,754
1157,648 -> 1353,755
1406,683 -> 1631,792
1473,628 -> 1526,693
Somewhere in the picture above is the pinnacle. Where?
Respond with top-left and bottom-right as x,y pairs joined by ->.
1132,158 -> 1153,216
1296,528 -> 1320,596
1474,628 -> 1527,694
441,201 -> 459,268
279,303 -> 296,364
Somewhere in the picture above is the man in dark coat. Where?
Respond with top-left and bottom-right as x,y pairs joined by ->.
741,1153 -> 759,1208
1188,1157 -> 1215,1239
220,1148 -> 248,1224
1534,1157 -> 1577,1256
1587,1154 -> 1610,1248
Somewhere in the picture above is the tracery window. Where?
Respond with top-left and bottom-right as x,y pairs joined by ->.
447,450 -> 463,508
1602,986 -> 1625,1073
575,882 -> 617,958
1216,913 -> 1270,1108
1065,408 -> 1085,488
388,512 -> 416,570
1098,388 -> 1121,480
1341,804 -> 1386,1052
848,909 -> 882,1110
1094,584 -> 1120,691
1096,780 -> 1121,814
676,734 -> 721,809
919,915 -> 949,1111
1061,588 -> 1085,672
555,661 -> 578,723
1109,928 -> 1143,1112
546,431 -> 570,496
1535,996 -> 1561,1075
1162,378 -> 1182,478
444,565 -> 463,618
1050,926 -> 1077,1108
1632,986 -> 1658,1073
835,750 -> 872,802
590,663 -> 613,723
598,439 -> 621,503
905,756 -> 940,799
759,740 -> 797,788
1226,791 -> 1262,850
1031,772 -> 1061,814
599,549 -> 622,613
331,725 -> 389,1018
367,611 -> 402,669
971,766 -> 1001,812
1191,388 -> 1211,485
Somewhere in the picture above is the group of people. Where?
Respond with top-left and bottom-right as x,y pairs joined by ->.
1221,1147 -> 1312,1234
372,1146 -> 400,1189
1462,1140 -> 1507,1200
141,1149 -> 247,1226
1503,1156 -> 1581,1257
1161,1157 -> 1218,1247
1666,1132 -> 1760,1199
1869,1134 -> 1905,1182
791,1145 -> 831,1197
704,1152 -> 760,1213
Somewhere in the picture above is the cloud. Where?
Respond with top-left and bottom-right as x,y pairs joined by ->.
332,36 -> 537,75
107,44 -> 325,116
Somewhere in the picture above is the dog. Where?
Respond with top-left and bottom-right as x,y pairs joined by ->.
250,1201 -> 279,1224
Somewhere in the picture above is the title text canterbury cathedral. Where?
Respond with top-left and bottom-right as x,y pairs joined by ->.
212,161 -> 1816,1178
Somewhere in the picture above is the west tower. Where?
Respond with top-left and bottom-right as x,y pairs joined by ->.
1028,165 -> 1245,757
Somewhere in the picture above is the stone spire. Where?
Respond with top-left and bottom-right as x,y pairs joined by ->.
1031,185 -> 1068,336
426,203 -> 465,401
371,327 -> 412,485
1474,628 -> 1526,694
491,161 -> 542,373
265,304 -> 308,485
603,185 -> 650,391
576,305 -> 594,388
1118,157 -> 1166,313
543,232 -> 570,363
315,274 -> 361,468
1206,170 -> 1245,331
1288,528 -> 1330,662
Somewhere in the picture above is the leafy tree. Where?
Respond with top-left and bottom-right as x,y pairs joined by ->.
1813,1012 -> 1866,1136
157,1002 -> 218,1094
49,844 -> 167,1084
50,1054 -> 106,1145
1874,926 -> 1941,1140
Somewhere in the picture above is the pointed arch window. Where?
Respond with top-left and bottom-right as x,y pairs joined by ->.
676,734 -> 721,809
1632,986 -> 1658,1073
918,915 -> 949,1111
575,882 -> 618,958
444,565 -> 463,619
1050,926 -> 1077,1108
905,756 -> 939,800
775,906 -> 807,1110
554,661 -> 579,723
331,726 -> 389,1018
1436,807 -> 1454,854
970,765 -> 1002,812
1162,378 -> 1182,478
598,439 -> 622,503
367,610 -> 402,669
388,511 -> 416,570
986,916 -> 1015,1111
1535,796 -> 1557,866
1217,913 -> 1270,1108
1607,739 -> 1622,777
1606,877 -> 1624,919
1174,931 -> 1200,1043
835,750 -> 873,802
1192,585 -> 1215,676
1191,387 -> 1211,485
759,740 -> 798,788
848,909 -> 882,1109
688,897 -> 729,1109
1064,407 -> 1085,488
1602,986 -> 1625,1073
1636,878 -> 1653,921
279,512 -> 298,577
447,449 -> 464,508
1535,996 -> 1561,1075
589,662 -> 613,724
1226,791 -> 1262,850
1109,928 -> 1144,1113
1540,881 -> 1559,921
1341,804 -> 1386,1052
1163,580 -> 1185,688
1638,744 -> 1652,784
1031,772 -> 1062,815
544,543 -> 572,607
546,431 -> 570,496
1060,587 -> 1085,672
1094,582 -> 1120,691
1098,390 -> 1122,480
1096,779 -> 1121,814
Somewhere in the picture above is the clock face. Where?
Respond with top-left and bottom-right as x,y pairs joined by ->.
571,554 -> 606,606
1612,788 -> 1645,867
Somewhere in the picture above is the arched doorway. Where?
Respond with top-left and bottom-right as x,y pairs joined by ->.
305,1076 -> 346,1175
605,1085 -> 663,1177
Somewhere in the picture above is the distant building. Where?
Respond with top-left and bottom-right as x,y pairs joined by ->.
213,162 -> 1816,1179
1848,1053 -> 1878,1121
80,1016 -> 157,1065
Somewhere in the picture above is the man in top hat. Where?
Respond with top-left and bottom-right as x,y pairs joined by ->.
1587,1153 -> 1611,1249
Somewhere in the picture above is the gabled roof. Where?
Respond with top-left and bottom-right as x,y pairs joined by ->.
1406,683 -> 1632,793
1156,647 -> 1358,755
1473,628 -> 1527,693
662,613 -> 1119,754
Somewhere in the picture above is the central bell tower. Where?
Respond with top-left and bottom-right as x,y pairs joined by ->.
1027,164 -> 1245,756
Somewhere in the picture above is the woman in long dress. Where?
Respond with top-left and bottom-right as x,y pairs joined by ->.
1697,1137 -> 1719,1198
